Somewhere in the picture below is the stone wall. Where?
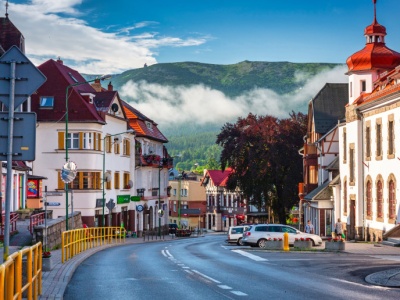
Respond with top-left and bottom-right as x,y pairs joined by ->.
33,211 -> 83,250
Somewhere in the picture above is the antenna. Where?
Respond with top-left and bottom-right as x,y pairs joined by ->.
5,0 -> 9,18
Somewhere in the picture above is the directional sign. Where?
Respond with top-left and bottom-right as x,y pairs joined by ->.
45,202 -> 61,206
136,205 -> 144,212
106,199 -> 115,211
46,192 -> 63,196
0,46 -> 47,109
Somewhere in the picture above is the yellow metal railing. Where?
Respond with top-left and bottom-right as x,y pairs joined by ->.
0,242 -> 42,300
62,226 -> 126,263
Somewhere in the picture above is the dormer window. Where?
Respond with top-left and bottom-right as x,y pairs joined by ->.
68,72 -> 79,83
361,80 -> 366,92
39,96 -> 54,108
145,121 -> 153,130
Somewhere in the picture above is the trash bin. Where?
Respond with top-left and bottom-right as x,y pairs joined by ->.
132,231 -> 137,238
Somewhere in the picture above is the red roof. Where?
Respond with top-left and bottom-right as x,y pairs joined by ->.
121,100 -> 168,142
203,168 -> 233,187
31,59 -> 105,124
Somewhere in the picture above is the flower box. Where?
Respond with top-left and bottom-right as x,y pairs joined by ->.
294,240 -> 313,249
325,241 -> 345,251
42,257 -> 53,272
262,240 -> 284,250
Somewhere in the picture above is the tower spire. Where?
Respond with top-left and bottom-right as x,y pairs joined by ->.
5,0 -> 9,18
373,0 -> 377,22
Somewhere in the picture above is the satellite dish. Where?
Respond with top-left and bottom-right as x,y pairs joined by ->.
111,103 -> 119,113
61,161 -> 77,183
113,135 -> 122,144
128,180 -> 133,189
105,173 -> 112,182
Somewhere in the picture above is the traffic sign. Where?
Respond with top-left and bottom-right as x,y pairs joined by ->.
136,205 -> 144,212
0,46 -> 47,109
45,202 -> 61,206
106,199 -> 115,211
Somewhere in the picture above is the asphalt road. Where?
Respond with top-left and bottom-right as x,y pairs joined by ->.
64,235 -> 400,299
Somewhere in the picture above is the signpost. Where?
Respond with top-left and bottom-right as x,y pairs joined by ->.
0,46 -> 46,261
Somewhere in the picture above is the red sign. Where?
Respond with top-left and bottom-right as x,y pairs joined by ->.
27,179 -> 39,198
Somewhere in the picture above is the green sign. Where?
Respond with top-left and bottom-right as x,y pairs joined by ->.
117,195 -> 130,204
130,196 -> 141,202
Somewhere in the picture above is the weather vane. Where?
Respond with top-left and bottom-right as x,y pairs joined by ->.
5,0 -> 9,17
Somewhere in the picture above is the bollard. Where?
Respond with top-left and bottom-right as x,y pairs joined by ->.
283,232 -> 290,251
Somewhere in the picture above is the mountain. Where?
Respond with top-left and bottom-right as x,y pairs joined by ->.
111,60 -> 341,97
91,61 -> 343,170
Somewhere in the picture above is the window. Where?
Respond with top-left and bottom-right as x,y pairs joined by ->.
343,129 -> 347,163
114,172 -> 120,189
389,180 -> 396,220
349,82 -> 352,98
105,172 -> 111,190
39,96 -> 54,108
58,171 -> 101,190
365,125 -> 371,159
361,80 -> 366,92
67,133 -> 79,149
114,141 -> 120,154
349,144 -> 355,185
388,118 -> 394,157
145,121 -> 153,130
376,120 -> 382,159
83,132 -> 93,149
123,173 -> 130,189
308,165 -> 318,184
173,203 -> 176,212
376,180 -> 383,219
123,139 -> 130,156
366,180 -> 372,217
173,189 -> 177,196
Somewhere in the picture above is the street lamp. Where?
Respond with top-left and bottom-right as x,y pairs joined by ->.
102,129 -> 134,227
158,160 -> 163,237
64,75 -> 111,231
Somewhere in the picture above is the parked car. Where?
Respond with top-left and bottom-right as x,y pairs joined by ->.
227,225 -> 250,245
242,224 -> 322,248
169,223 -> 178,234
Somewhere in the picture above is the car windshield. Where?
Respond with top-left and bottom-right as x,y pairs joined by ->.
281,226 -> 297,234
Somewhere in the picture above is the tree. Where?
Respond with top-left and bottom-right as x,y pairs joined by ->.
217,112 -> 306,224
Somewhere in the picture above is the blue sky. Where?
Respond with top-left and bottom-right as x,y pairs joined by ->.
4,0 -> 400,74
3,0 -> 400,125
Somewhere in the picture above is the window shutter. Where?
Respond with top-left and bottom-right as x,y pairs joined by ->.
58,132 -> 65,149
57,171 -> 65,189
93,133 -> 97,150
79,132 -> 83,149
98,133 -> 102,151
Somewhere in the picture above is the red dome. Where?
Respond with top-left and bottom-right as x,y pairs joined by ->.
364,19 -> 386,35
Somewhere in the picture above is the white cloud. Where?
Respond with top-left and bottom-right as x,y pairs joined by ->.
3,1 -> 209,74
120,65 -> 348,126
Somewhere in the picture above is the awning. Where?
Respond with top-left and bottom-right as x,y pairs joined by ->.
304,180 -> 332,201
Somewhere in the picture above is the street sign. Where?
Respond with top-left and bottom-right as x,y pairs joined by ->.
106,199 -> 115,211
0,112 -> 36,160
46,192 -> 63,196
136,205 -> 144,212
61,161 -> 77,183
45,202 -> 61,206
0,46 -> 47,109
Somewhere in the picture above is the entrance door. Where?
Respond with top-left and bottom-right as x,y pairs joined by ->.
349,200 -> 356,240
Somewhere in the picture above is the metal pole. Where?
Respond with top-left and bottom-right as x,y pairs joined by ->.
158,165 -> 161,237
178,176 -> 181,228
44,186 -> 47,251
3,60 -> 16,262
71,189 -> 74,229
102,136 -> 106,227
65,85 -> 70,231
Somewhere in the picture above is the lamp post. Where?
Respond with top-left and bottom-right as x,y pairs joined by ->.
64,75 -> 110,231
102,129 -> 134,227
177,174 -> 182,228
158,160 -> 163,237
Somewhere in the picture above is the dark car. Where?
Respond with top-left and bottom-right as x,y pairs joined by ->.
169,223 -> 178,234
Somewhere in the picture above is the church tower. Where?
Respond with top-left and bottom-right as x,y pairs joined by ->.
0,1 -> 25,55
346,0 -> 400,104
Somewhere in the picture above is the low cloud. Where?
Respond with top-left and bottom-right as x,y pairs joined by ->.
3,0 -> 209,74
120,65 -> 348,126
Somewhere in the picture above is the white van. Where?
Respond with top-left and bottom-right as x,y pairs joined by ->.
227,225 -> 250,246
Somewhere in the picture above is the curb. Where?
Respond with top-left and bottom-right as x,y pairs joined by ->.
365,268 -> 400,287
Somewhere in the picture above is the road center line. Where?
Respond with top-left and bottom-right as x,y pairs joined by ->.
192,270 -> 221,283
232,250 -> 268,261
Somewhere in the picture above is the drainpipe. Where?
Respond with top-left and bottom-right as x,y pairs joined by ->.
356,109 -> 365,241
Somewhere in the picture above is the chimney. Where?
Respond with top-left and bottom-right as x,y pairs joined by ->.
56,57 -> 63,65
108,81 -> 113,91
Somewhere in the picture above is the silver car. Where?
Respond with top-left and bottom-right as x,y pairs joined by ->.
242,224 -> 323,248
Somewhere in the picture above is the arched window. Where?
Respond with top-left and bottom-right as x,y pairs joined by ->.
343,180 -> 347,214
366,181 -> 372,217
377,181 -> 383,219
389,180 -> 396,220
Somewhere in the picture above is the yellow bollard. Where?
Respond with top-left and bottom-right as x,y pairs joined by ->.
283,232 -> 290,251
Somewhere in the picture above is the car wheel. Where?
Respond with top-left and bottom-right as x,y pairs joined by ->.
237,238 -> 244,246
257,239 -> 266,248
311,239 -> 316,246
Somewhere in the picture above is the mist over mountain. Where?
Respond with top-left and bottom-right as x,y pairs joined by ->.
98,61 -> 348,169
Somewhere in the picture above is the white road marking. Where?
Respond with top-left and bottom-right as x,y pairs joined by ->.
370,255 -> 400,262
230,291 -> 247,296
192,270 -> 221,283
331,278 -> 391,290
232,250 -> 268,261
218,285 -> 232,289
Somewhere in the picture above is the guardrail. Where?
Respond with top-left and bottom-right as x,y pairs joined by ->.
0,212 -> 19,241
62,226 -> 126,263
0,242 -> 42,300
29,212 -> 45,234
